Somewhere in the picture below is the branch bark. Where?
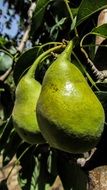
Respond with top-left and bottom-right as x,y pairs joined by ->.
17,2 -> 36,53
0,67 -> 12,81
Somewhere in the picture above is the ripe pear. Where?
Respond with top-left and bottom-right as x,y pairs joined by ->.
12,44 -> 64,144
36,41 -> 105,153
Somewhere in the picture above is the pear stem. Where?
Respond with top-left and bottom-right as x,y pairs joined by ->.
27,44 -> 66,78
60,40 -> 73,60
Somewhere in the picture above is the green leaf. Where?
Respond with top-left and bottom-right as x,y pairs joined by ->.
71,8 -> 79,18
0,117 -> 13,152
0,37 -> 7,47
91,24 -> 107,38
57,152 -> 88,190
0,101 -> 5,126
13,46 -> 42,85
94,39 -> 107,71
72,52 -> 99,91
95,90 -> 107,110
0,52 -> 13,73
18,145 -> 54,190
31,0 -> 53,32
50,17 -> 66,40
76,0 -> 107,26
0,82 -> 14,118
33,153 -> 52,190
3,130 -> 22,164
17,144 -> 36,190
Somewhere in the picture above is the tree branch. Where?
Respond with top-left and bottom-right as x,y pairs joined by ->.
80,47 -> 107,81
80,33 -> 107,82
17,2 -> 36,52
0,67 -> 12,81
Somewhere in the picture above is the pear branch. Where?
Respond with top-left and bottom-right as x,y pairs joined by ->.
0,67 -> 12,81
81,46 -> 107,81
17,1 -> 36,52
80,34 -> 107,82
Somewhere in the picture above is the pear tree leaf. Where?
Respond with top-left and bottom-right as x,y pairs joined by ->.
13,46 -> 42,85
33,153 -> 52,190
95,90 -> 107,110
0,117 -> 13,152
50,17 -> 66,40
76,0 -> 107,26
3,130 -> 22,165
80,24 -> 107,73
93,39 -> 107,71
18,145 -> 54,190
91,24 -> 107,38
0,37 -> 7,47
71,8 -> 79,18
57,153 -> 88,190
31,0 -> 53,33
81,24 -> 107,71
17,144 -> 36,190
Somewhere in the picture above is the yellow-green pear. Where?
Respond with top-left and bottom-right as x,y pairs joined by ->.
36,40 -> 105,153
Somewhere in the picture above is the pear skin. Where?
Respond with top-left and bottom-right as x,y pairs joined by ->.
36,41 -> 105,153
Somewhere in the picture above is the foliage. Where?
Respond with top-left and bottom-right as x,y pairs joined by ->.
0,0 -> 107,189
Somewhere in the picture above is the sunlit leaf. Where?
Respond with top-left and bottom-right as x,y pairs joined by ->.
76,0 -> 107,26
91,24 -> 107,38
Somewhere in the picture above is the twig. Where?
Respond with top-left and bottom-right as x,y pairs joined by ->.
17,2 -> 36,52
80,47 -> 103,79
81,47 -> 107,81
80,34 -> 107,81
0,67 -> 12,81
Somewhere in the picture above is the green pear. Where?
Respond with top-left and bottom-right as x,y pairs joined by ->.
12,70 -> 45,144
36,41 -> 105,153
12,44 -> 64,144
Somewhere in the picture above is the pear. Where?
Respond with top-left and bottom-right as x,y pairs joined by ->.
12,69 -> 45,144
36,41 -> 105,153
12,44 -> 64,144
